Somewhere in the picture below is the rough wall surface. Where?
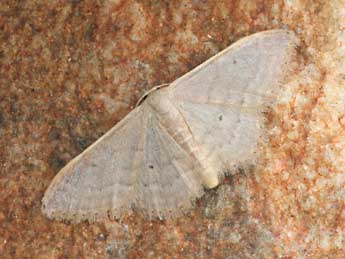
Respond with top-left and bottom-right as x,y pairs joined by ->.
0,0 -> 344,258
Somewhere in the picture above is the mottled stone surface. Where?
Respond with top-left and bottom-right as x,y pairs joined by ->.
0,0 -> 344,258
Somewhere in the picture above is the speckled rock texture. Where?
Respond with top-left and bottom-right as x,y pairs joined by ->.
0,1 -> 344,258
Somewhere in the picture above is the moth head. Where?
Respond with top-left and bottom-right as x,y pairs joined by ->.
136,83 -> 169,107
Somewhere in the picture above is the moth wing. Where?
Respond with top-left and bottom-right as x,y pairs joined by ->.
42,104 -> 203,222
133,109 -> 204,219
168,30 -> 298,169
42,106 -> 147,222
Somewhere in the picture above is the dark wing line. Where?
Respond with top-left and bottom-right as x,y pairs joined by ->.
174,97 -> 264,116
179,86 -> 276,100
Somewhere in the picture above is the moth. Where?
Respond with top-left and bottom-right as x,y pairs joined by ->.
42,30 -> 298,223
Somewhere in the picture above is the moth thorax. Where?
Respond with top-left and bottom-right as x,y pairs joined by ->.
146,90 -> 182,125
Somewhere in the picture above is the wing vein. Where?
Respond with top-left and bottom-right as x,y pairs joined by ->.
175,98 -> 262,115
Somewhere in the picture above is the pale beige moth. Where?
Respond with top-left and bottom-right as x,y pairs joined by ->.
42,30 -> 298,223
